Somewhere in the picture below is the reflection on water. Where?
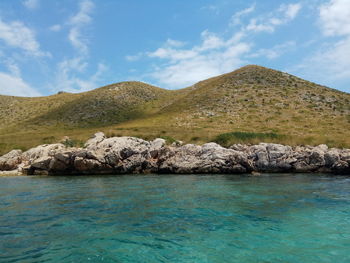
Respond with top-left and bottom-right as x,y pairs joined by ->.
0,174 -> 350,262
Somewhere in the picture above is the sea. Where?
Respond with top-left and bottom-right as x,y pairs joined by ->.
0,174 -> 349,262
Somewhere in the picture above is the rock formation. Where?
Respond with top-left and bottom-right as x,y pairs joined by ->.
1,132 -> 349,175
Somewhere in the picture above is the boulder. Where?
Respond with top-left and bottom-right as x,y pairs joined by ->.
340,150 -> 350,163
150,138 -> 166,158
22,144 -> 66,164
324,149 -> 340,167
158,142 -> 251,174
84,132 -> 106,149
31,156 -> 53,170
1,132 -> 349,175
332,160 -> 349,173
73,157 -> 112,173
309,150 -> 325,167
247,144 -> 269,171
0,150 -> 22,171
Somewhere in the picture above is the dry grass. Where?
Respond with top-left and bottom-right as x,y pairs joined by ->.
0,65 -> 349,155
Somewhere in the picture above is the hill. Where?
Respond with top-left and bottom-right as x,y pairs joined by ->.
0,81 -> 176,129
0,65 -> 349,154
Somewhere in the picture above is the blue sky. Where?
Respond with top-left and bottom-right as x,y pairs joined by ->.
0,0 -> 349,96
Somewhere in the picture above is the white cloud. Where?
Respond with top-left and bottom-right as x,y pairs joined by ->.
148,31 -> 242,63
283,3 -> 302,20
72,63 -> 107,92
150,39 -> 190,59
0,72 -> 41,97
246,19 -> 275,33
150,43 -> 250,89
46,1 -> 104,94
128,3 -> 302,89
293,0 -> 350,92
148,47 -> 197,61
318,38 -> 350,80
53,57 -> 108,93
0,15 -> 46,96
4,59 -> 21,77
146,31 -> 250,88
49,24 -> 62,32
126,39 -> 187,62
0,18 -> 48,56
165,39 -> 186,48
68,0 -> 94,54
230,4 -> 255,26
319,0 -> 350,36
198,30 -> 226,51
249,41 -> 296,59
58,57 -> 88,75
23,0 -> 39,10
313,0 -> 350,81
125,53 -> 143,62
318,0 -> 350,52
295,37 -> 350,92
246,3 -> 302,33
49,0 -> 99,94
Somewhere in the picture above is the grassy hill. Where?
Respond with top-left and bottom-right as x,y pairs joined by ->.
0,65 -> 349,154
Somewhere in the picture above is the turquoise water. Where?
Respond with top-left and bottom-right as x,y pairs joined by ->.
0,174 -> 349,263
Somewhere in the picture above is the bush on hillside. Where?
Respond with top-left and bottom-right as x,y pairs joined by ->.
214,131 -> 284,147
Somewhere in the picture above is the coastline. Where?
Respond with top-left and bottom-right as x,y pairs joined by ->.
0,170 -> 23,176
1,132 -> 349,176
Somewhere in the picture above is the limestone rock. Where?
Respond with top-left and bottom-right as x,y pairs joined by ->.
0,132 -> 349,175
324,149 -> 340,167
0,150 -> 22,171
22,144 -> 65,164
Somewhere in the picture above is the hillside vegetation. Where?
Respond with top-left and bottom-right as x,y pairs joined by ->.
0,65 -> 349,154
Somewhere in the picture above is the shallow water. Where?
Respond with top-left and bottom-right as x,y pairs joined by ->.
0,174 -> 349,263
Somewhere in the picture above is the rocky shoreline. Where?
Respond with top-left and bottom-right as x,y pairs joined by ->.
0,132 -> 349,175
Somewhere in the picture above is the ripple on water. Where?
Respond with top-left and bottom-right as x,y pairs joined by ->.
0,174 -> 350,262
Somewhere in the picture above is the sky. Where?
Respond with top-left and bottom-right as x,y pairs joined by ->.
0,0 -> 349,97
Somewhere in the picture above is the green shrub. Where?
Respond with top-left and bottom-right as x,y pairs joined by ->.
62,138 -> 85,148
160,136 -> 177,144
214,131 -> 284,146
42,136 -> 56,144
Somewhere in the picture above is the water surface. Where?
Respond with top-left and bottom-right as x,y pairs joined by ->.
0,174 -> 349,262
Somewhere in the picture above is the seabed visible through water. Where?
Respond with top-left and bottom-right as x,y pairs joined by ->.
0,174 -> 349,262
